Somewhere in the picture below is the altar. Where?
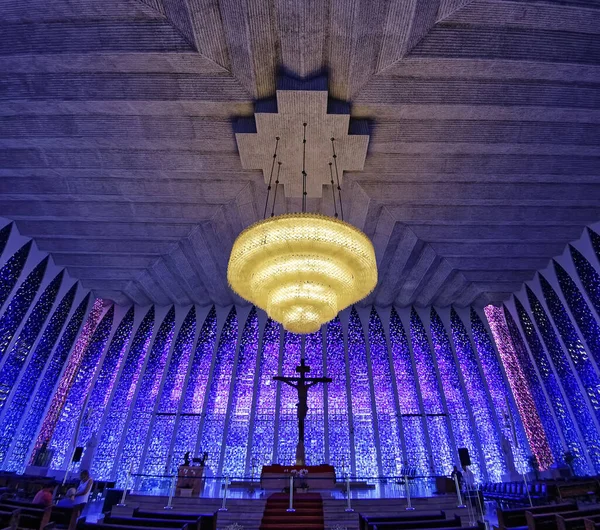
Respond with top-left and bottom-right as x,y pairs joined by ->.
260,464 -> 336,490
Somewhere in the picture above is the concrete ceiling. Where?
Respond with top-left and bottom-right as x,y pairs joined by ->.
1,0 -> 599,308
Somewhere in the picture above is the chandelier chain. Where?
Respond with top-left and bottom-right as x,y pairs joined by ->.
302,123 -> 307,213
263,136 -> 280,219
331,138 -> 344,221
328,162 -> 338,218
271,162 -> 282,217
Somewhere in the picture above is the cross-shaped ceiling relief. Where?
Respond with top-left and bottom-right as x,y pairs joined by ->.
235,84 -> 369,198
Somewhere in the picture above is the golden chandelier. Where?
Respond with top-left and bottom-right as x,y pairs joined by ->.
228,127 -> 377,334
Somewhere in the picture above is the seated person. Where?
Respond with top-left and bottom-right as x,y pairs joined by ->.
32,484 -> 54,506
56,488 -> 77,508
73,470 -> 93,505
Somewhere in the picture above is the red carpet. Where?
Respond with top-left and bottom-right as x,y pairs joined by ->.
259,492 -> 324,530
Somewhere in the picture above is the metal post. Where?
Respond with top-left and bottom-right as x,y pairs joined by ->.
164,475 -> 176,510
117,465 -> 133,507
405,475 -> 415,511
345,474 -> 354,512
219,477 -> 229,512
454,474 -> 466,508
287,475 -> 295,512
521,472 -> 533,508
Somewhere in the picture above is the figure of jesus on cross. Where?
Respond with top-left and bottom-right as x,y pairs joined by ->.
274,356 -> 332,466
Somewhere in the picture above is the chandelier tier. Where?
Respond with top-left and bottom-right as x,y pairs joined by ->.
227,213 -> 377,334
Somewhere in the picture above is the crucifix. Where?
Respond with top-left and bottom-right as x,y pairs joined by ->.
274,352 -> 332,466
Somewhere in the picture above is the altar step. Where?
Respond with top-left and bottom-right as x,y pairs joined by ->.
260,493 -> 324,530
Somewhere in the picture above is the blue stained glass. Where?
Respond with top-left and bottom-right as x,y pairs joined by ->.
554,261 -> 600,368
173,307 -> 216,473
92,306 -> 155,480
277,331 -> 301,465
222,308 -> 259,478
368,308 -> 402,476
250,319 -> 280,470
117,307 -> 175,487
198,307 -> 237,473
0,241 -> 31,311
73,307 -> 135,473
539,274 -> 600,425
451,308 -> 506,481
471,309 -> 528,474
570,245 -> 600,317
526,287 -> 600,471
0,257 -> 48,360
325,317 -> 351,475
589,228 -> 600,263
6,293 -> 90,472
430,309 -> 483,481
0,223 -> 12,257
503,305 -> 565,466
304,329 -> 325,466
348,308 -> 378,478
0,283 -> 76,467
49,305 -> 114,468
410,309 -> 452,476
0,270 -> 63,411
141,307 -> 196,489
390,307 -> 428,475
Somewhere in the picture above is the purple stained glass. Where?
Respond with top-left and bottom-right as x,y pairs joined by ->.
140,307 -> 196,489
570,245 -> 600,317
503,305 -> 565,467
451,308 -> 506,481
589,228 -> 600,263
173,307 -> 216,472
49,305 -> 114,468
32,297 -> 103,462
304,329 -> 325,466
410,309 -> 452,476
481,307 -> 551,472
116,307 -> 175,487
222,308 -> 259,478
430,308 -> 483,481
390,307 -> 428,475
540,273 -> 600,427
250,318 -> 280,470
326,317 -> 351,475
73,307 -> 135,473
277,331 -> 301,465
198,307 -> 237,473
369,308 -> 402,476
0,241 -> 31,311
0,270 -> 63,411
526,287 -> 600,471
0,283 -> 76,468
92,306 -> 155,480
0,257 -> 48,361
0,223 -> 12,257
348,308 -> 378,478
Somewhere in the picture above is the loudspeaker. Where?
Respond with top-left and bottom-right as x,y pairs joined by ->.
72,447 -> 84,463
458,448 -> 471,468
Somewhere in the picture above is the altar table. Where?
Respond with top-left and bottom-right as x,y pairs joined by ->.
260,464 -> 336,490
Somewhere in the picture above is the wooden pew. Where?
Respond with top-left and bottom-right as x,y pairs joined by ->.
104,517 -> 188,529
360,512 -> 446,530
557,514 -> 600,530
0,500 -> 80,530
131,510 -> 214,530
78,524 -> 179,530
497,503 -> 575,530
526,509 -> 600,530
370,515 -> 462,530
584,520 -> 600,530
0,508 -> 22,530
0,503 -> 53,530
557,482 -> 600,502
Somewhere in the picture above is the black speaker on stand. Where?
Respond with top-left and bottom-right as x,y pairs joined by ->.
458,447 -> 471,468
72,447 -> 84,463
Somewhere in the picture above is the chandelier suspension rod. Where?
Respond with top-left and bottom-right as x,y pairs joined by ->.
331,137 -> 344,221
328,162 -> 338,218
263,136 -> 280,219
302,123 -> 307,213
270,161 -> 282,217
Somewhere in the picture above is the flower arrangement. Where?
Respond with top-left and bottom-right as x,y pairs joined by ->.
291,468 -> 309,478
